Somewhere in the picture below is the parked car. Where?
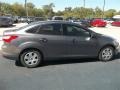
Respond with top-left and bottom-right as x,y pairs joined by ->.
74,19 -> 91,28
19,16 -> 28,22
91,19 -> 107,27
4,14 -> 13,19
111,20 -> 120,27
0,16 -> 13,27
13,16 -> 20,23
103,18 -> 114,24
27,17 -> 45,24
2,21 -> 119,68
52,16 -> 64,20
27,16 -> 35,24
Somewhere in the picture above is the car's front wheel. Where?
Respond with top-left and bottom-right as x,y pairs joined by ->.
20,49 -> 42,68
99,46 -> 114,61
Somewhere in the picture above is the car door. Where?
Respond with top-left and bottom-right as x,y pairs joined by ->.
37,23 -> 68,58
62,24 -> 98,57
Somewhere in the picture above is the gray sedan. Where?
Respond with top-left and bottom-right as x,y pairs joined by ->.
2,21 -> 120,68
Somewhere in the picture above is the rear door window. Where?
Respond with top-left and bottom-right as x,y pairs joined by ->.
37,23 -> 62,35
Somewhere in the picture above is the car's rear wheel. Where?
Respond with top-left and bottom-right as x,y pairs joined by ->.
99,46 -> 114,61
20,50 -> 42,68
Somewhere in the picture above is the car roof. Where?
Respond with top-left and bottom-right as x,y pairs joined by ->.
29,20 -> 89,30
30,20 -> 77,25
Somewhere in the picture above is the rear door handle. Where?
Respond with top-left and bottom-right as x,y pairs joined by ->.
39,38 -> 48,43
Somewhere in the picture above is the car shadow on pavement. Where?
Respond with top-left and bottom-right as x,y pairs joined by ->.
41,52 -> 120,67
42,58 -> 99,67
15,58 -> 99,68
15,52 -> 120,68
114,52 -> 120,59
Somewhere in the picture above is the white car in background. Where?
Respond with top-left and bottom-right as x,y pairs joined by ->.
52,16 -> 64,20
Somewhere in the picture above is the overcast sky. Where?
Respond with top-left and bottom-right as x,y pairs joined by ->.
3,0 -> 120,11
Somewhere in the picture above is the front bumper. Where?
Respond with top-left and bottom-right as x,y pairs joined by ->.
115,45 -> 120,55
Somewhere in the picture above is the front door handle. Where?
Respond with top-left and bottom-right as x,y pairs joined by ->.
39,38 -> 48,43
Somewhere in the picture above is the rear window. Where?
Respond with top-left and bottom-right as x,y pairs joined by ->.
26,26 -> 40,33
19,23 -> 39,30
14,23 -> 40,32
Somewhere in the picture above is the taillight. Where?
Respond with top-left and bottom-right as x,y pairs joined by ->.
2,35 -> 18,43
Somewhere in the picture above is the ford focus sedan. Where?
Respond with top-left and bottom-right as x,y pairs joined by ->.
2,21 -> 119,68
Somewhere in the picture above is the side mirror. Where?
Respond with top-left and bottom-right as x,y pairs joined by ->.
90,32 -> 96,38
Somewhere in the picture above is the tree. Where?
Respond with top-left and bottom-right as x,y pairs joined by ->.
11,3 -> 25,16
95,7 -> 103,18
0,1 -> 119,19
65,7 -> 72,12
27,2 -> 35,9
105,9 -> 116,18
33,8 -> 44,17
55,10 -> 63,16
115,11 -> 120,15
63,7 -> 73,18
0,2 -> 12,14
42,3 -> 55,17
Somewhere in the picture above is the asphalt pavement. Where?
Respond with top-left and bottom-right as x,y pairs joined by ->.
0,54 -> 120,90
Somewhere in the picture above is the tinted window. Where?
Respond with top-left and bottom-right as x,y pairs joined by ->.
63,24 -> 90,37
35,18 -> 44,21
37,24 -> 62,35
26,26 -> 40,33
54,17 -> 63,20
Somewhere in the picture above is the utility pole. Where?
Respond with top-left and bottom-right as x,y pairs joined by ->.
102,0 -> 105,18
83,0 -> 86,19
83,0 -> 85,8
25,0 -> 28,19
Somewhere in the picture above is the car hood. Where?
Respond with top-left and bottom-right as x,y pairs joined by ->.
96,33 -> 116,42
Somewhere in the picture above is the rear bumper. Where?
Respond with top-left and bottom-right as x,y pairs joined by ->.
1,44 -> 20,60
2,51 -> 18,60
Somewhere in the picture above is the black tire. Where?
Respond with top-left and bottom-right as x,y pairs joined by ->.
20,49 -> 42,68
98,46 -> 114,62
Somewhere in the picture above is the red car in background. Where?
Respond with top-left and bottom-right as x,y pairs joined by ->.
111,21 -> 120,27
91,19 -> 107,27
